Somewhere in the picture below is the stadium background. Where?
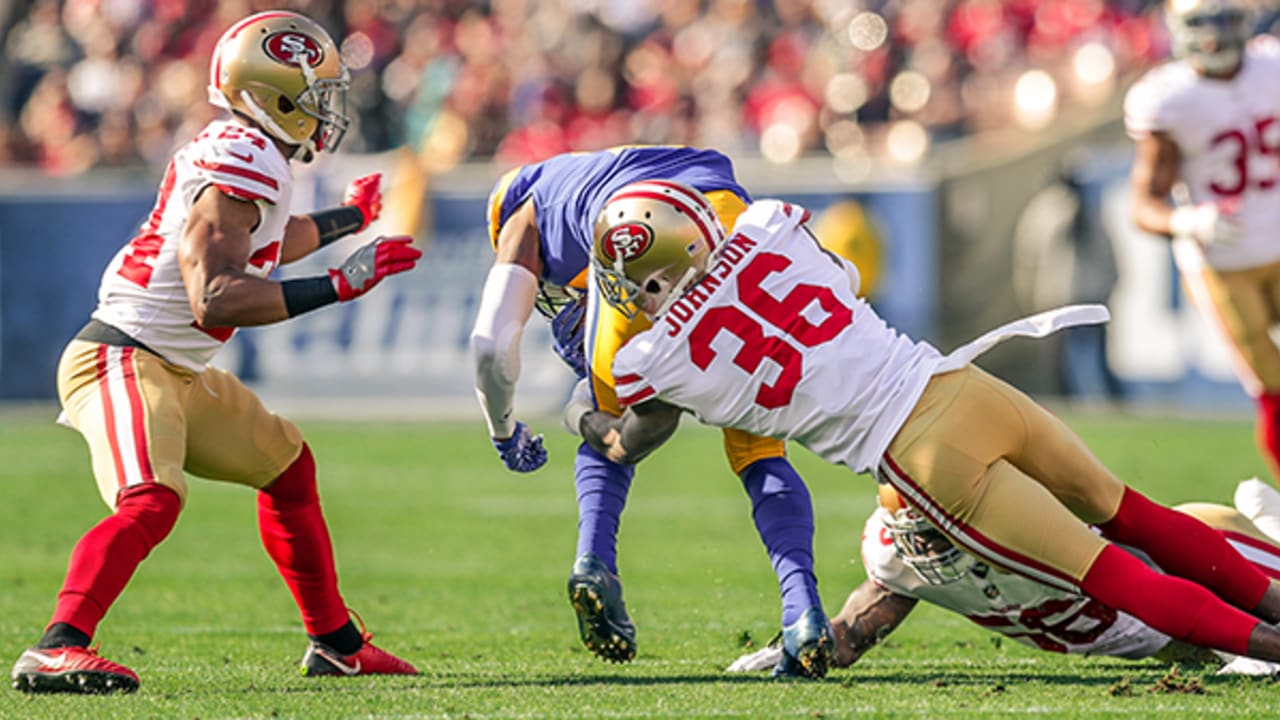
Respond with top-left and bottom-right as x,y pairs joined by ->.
0,0 -> 1258,418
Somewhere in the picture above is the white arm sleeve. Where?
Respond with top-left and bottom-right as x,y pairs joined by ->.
471,263 -> 538,438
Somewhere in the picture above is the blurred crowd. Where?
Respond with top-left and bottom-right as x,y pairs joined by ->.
0,0 -> 1173,176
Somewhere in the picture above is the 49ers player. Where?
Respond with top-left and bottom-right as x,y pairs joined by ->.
1125,0 -> 1280,482
10,11 -> 420,695
474,148 -> 828,675
729,482 -> 1280,676
571,180 -> 1280,677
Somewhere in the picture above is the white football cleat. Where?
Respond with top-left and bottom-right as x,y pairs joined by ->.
1233,478 -> 1280,544
726,644 -> 783,673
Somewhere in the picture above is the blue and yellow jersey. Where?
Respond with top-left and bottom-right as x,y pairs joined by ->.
486,146 -> 750,288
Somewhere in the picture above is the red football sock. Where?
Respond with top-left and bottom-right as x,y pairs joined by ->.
1098,487 -> 1270,612
1081,544 -> 1257,655
1256,393 -> 1280,480
50,484 -> 181,638
257,444 -> 349,636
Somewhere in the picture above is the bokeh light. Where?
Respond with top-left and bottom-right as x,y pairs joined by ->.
848,12 -> 889,52
886,119 -> 929,164
1014,69 -> 1057,129
889,70 -> 931,114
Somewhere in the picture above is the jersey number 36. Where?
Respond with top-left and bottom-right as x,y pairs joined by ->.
688,252 -> 853,409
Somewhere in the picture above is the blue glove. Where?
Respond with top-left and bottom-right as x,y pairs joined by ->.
493,421 -> 548,472
551,299 -> 587,379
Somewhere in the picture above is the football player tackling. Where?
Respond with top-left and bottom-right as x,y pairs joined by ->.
472,147 -> 830,676
1126,0 -> 1280,482
571,180 -> 1280,673
11,12 -> 420,694
730,480 -> 1280,677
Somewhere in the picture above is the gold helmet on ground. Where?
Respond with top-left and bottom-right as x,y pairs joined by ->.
592,180 -> 726,319
207,11 -> 351,161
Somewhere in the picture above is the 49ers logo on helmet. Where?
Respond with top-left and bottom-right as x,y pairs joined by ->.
601,223 -> 654,262
263,31 -> 324,67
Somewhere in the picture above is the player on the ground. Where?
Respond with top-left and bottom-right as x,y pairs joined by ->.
10,11 -> 422,695
571,180 -> 1280,672
729,480 -> 1280,676
470,146 -> 830,675
1125,0 -> 1280,482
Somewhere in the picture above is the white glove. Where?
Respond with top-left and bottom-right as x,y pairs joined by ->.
726,644 -> 783,673
562,378 -> 595,436
1169,203 -> 1242,246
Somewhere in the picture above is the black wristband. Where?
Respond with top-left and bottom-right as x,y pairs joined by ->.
308,206 -> 365,247
282,276 -> 340,317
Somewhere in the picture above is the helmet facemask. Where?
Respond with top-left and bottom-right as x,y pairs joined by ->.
882,507 -> 977,585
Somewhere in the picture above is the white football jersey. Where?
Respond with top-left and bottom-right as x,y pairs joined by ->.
1124,37 -> 1280,271
612,200 -> 943,474
92,119 -> 292,370
861,507 -> 1169,658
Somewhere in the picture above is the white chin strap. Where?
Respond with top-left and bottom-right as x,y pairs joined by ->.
209,88 -> 316,161
651,267 -> 700,319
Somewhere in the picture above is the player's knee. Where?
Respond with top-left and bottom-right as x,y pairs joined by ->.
261,444 -> 318,507
115,483 -> 182,549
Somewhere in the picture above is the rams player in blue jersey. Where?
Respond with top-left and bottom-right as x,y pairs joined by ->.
470,146 -> 832,677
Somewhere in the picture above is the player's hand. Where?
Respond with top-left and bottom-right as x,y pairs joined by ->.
1170,201 -> 1242,246
551,299 -> 587,379
562,378 -> 594,435
342,173 -> 382,232
493,421 -> 548,472
329,235 -> 421,301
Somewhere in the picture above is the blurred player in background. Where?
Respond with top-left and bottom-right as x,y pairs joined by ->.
471,146 -> 830,676
1125,0 -> 1280,482
573,181 -> 1280,674
730,480 -> 1280,677
10,11 -> 422,695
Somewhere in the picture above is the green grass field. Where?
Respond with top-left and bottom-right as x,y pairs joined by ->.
1,409 -> 1278,719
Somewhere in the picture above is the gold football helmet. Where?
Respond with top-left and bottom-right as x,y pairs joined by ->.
207,11 -> 350,160
592,180 -> 726,319
1166,0 -> 1253,76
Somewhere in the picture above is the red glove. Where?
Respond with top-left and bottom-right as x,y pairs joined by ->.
329,235 -> 422,301
342,173 -> 382,232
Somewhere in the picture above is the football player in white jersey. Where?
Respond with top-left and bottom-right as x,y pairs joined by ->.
728,481 -> 1280,677
570,179 -> 1280,673
1125,0 -> 1280,482
10,12 -> 421,695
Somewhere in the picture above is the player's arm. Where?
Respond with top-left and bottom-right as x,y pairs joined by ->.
829,578 -> 918,667
471,199 -> 544,441
280,173 -> 383,264
180,186 -> 420,329
1128,131 -> 1181,238
577,399 -> 683,465
180,186 -> 292,327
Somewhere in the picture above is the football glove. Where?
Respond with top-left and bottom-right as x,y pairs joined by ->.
551,298 -> 588,379
330,235 -> 422,302
1170,201 -> 1241,247
493,421 -> 548,472
342,173 -> 382,233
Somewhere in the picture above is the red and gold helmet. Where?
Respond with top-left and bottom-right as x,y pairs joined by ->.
592,180 -> 725,319
207,11 -> 350,161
